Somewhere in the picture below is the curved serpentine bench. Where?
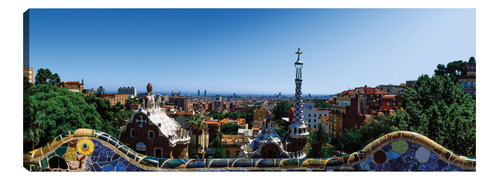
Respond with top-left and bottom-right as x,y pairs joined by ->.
23,129 -> 475,171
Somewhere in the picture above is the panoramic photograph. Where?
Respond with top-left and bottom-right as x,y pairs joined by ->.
22,8 -> 476,172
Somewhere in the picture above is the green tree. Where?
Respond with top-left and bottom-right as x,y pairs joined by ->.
434,64 -> 447,76
114,110 -> 133,128
340,74 -> 476,157
213,147 -> 227,158
340,128 -> 363,154
188,114 -> 207,153
307,125 -> 330,158
223,111 -> 237,119
97,86 -> 105,97
434,60 -> 467,81
313,99 -> 332,108
209,132 -> 223,148
34,68 -> 59,85
84,95 -> 112,120
125,98 -> 139,110
401,74 -> 475,156
24,84 -> 112,151
273,117 -> 290,138
208,111 -> 224,119
220,123 -> 241,135
272,101 -> 291,120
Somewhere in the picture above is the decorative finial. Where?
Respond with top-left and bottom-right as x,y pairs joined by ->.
147,83 -> 153,93
295,48 -> 302,61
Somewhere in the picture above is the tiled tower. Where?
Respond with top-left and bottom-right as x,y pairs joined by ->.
287,48 -> 309,155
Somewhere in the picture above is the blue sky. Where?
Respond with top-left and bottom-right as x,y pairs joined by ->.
28,9 -> 475,95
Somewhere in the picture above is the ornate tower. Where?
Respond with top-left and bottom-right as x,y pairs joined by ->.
288,48 -> 309,153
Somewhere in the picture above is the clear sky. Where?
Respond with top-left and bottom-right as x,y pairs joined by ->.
28,8 -> 475,95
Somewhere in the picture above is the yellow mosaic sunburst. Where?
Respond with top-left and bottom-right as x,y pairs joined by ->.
77,138 -> 94,155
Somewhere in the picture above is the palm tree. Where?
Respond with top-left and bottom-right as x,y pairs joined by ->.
97,86 -> 105,97
188,114 -> 207,155
23,112 -> 47,151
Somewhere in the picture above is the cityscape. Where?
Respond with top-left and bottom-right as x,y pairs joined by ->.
22,9 -> 476,172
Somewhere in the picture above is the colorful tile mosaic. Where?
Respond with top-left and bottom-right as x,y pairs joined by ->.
23,129 -> 475,171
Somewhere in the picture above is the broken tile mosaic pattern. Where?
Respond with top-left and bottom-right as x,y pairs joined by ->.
23,129 -> 475,171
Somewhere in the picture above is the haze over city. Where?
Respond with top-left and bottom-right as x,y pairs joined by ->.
28,9 -> 475,95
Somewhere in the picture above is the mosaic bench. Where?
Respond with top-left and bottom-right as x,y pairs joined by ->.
23,129 -> 475,171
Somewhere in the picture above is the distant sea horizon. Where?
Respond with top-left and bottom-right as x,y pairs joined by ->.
104,90 -> 334,98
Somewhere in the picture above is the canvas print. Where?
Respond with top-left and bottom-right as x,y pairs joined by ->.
22,9 -> 476,171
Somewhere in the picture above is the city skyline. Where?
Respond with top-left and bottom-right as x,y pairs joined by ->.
28,8 -> 475,95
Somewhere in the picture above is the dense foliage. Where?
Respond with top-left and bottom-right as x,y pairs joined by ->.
220,123 -> 241,135
434,60 -> 467,81
24,69 -> 133,152
313,99 -> 333,108
307,125 -> 335,158
341,74 -> 476,157
272,101 -> 291,120
125,98 -> 139,110
34,68 -> 60,85
209,132 -> 223,148
213,147 -> 227,158
23,84 -> 120,151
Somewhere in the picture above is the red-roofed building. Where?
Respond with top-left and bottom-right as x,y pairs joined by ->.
380,95 -> 402,113
63,80 -> 84,93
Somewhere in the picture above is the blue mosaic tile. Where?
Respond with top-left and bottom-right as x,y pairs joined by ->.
126,163 -> 141,171
209,159 -> 229,167
433,163 -> 444,171
429,152 -> 439,162
419,162 -> 430,171
436,159 -> 448,168
97,156 -> 107,163
97,162 -> 109,167
101,164 -> 115,171
162,159 -> 185,168
116,162 -> 126,171
121,158 -> 130,166
106,151 -> 115,159
403,154 -> 412,163
385,150 -> 400,161
111,154 -> 120,161
424,159 -> 437,170
231,159 -> 252,167
360,161 -> 370,170
141,157 -> 159,167
110,160 -> 118,166
92,164 -> 102,171
257,159 -> 277,167
381,143 -> 391,152
388,157 -> 407,171
382,162 -> 391,171
448,164 -> 464,171
373,163 -> 383,171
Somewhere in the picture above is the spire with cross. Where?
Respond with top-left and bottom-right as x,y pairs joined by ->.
295,48 -> 302,61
